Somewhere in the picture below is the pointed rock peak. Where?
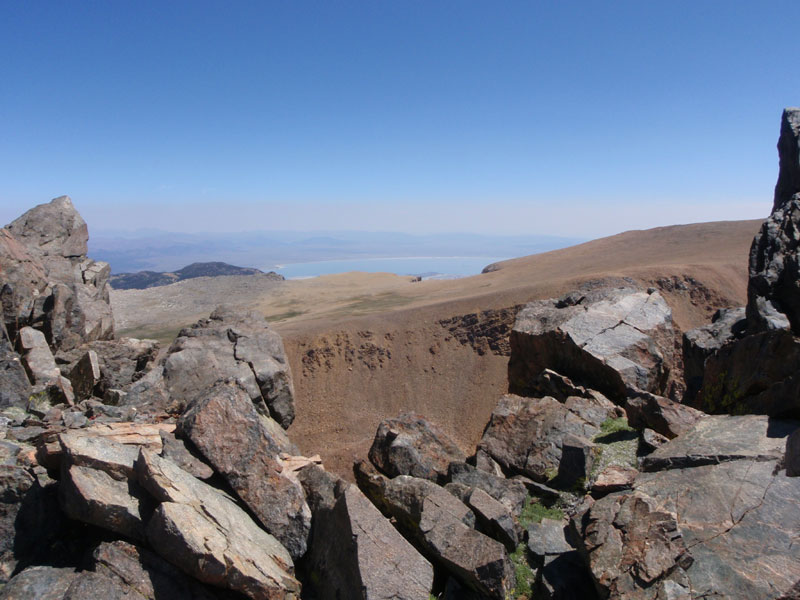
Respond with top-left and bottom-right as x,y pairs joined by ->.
774,108 -> 800,212
7,195 -> 88,258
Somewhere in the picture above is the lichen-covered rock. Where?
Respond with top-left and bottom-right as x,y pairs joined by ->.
0,566 -> 78,600
177,382 -> 310,559
509,287 -> 675,402
368,413 -> 465,483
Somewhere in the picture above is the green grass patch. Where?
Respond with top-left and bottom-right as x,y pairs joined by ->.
599,417 -> 635,435
519,496 -> 564,530
509,542 -> 536,599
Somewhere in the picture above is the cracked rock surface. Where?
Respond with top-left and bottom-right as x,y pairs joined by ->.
509,287 -> 675,402
574,414 -> 800,599
162,306 -> 295,425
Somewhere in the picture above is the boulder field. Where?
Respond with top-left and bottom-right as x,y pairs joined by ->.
1,109 -> 800,599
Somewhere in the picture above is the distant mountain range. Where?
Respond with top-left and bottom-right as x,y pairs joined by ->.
109,261 -> 283,290
88,230 -> 585,274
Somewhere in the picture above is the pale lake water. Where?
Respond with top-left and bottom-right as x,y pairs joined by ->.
268,256 -> 510,280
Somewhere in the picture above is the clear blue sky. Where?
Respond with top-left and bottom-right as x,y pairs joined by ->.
2,1 -> 799,237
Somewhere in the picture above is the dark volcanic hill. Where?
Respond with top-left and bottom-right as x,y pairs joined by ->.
110,261 -> 283,290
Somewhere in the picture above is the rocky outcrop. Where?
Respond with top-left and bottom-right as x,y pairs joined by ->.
477,394 -> 601,483
163,306 -> 295,425
360,473 -> 513,599
298,465 -> 434,600
368,413 -> 466,483
177,382 -> 310,559
3,197 -> 114,350
110,261 -> 279,290
682,307 -> 746,402
624,390 -> 704,439
573,490 -> 693,599
509,287 -> 675,403
748,108 -> 800,333
0,336 -> 32,410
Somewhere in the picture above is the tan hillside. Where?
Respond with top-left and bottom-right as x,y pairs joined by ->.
112,219 -> 763,478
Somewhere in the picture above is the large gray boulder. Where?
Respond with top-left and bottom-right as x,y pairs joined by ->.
368,413 -> 465,483
137,449 -> 300,599
624,390 -> 705,439
477,394 -> 600,483
509,287 -> 675,403
6,196 -> 88,258
177,382 -> 310,559
163,306 -> 295,426
298,466 -> 434,600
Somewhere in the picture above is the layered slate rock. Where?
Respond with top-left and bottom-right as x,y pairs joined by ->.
58,433 -> 151,542
298,464 -> 434,600
509,287 -> 675,402
748,108 -> 800,334
477,395 -> 600,483
359,472 -> 512,599
177,382 -> 310,559
137,449 -> 300,599
624,390 -> 705,439
682,307 -> 746,402
368,413 -> 466,483
163,306 -> 295,425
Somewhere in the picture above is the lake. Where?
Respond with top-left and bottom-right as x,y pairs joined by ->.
268,256 -> 510,279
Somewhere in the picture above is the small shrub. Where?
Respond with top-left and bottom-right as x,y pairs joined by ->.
509,542 -> 535,599
599,417 -> 634,435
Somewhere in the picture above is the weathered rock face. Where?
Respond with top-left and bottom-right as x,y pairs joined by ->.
163,306 -> 294,425
364,474 -> 513,600
573,491 -> 694,599
447,462 -> 528,516
137,449 -> 300,599
300,469 -> 434,600
640,414 -> 795,472
177,382 -> 310,559
682,306 -> 746,402
368,413 -> 466,483
694,328 -> 800,417
477,394 -> 600,483
2,197 -> 113,350
509,287 -> 675,403
624,390 -> 705,439
0,337 -> 31,409
748,108 -> 800,334
575,414 -> 800,599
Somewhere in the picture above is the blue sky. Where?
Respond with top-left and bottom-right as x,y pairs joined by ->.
2,1 -> 799,237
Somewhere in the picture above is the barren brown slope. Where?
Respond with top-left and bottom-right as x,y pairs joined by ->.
275,219 -> 762,478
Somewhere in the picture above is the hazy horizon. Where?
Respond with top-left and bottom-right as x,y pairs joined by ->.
2,2 -> 796,238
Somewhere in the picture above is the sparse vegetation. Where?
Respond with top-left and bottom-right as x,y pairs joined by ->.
519,495 -> 564,529
509,542 -> 536,599
592,417 -> 639,477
